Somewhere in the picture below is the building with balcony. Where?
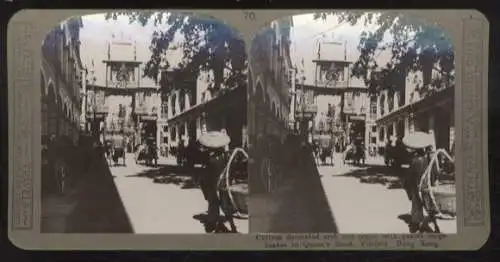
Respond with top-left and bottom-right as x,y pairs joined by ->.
41,17 -> 85,144
374,68 -> 455,154
159,69 -> 247,155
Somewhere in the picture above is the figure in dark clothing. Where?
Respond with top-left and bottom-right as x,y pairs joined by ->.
186,139 -> 199,168
405,148 -> 428,232
405,146 -> 441,233
199,147 -> 229,233
177,140 -> 186,166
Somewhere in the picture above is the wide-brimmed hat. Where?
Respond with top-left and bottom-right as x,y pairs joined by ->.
198,131 -> 231,149
402,131 -> 434,149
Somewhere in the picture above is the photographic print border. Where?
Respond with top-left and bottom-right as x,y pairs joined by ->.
7,9 -> 490,250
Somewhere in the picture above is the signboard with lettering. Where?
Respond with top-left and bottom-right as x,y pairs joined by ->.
140,115 -> 158,121
349,115 -> 365,121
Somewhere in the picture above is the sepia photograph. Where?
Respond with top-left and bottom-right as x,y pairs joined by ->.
248,11 -> 457,234
8,8 -> 489,250
40,11 -> 249,234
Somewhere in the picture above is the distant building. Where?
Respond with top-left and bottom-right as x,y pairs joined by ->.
296,40 -> 373,151
83,35 -> 161,150
41,18 -> 85,144
374,68 -> 454,154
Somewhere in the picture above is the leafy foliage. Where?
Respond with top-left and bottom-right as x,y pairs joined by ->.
104,12 -> 247,96
313,11 -> 455,97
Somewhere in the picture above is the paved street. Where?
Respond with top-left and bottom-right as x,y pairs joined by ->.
318,153 -> 457,234
108,154 -> 249,234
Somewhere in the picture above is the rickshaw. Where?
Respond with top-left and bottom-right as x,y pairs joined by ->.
197,131 -> 249,233
135,137 -> 158,167
111,136 -> 126,166
343,137 -> 366,166
316,134 -> 334,166
402,131 -> 456,233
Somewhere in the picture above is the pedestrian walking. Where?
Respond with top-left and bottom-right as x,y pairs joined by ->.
402,131 -> 434,233
197,131 -> 232,233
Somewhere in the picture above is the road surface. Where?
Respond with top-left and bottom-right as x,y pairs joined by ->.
318,153 -> 457,234
108,154 -> 249,234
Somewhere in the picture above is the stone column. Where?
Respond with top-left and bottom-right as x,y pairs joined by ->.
242,125 -> 248,149
394,92 -> 400,110
377,94 -> 382,119
409,113 -> 415,133
428,114 -> 436,149
391,121 -> 396,139
404,115 -> 410,137
196,116 -> 202,139
184,121 -> 189,144
175,91 -> 181,116
383,90 -> 389,116
167,95 -> 172,119
174,124 -> 179,146
185,92 -> 191,110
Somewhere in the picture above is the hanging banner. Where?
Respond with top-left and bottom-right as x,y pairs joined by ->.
135,91 -> 146,115
95,91 -> 108,113
343,92 -> 355,114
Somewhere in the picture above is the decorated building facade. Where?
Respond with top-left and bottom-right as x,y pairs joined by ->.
83,34 -> 161,150
41,17 -> 85,145
248,17 -> 294,149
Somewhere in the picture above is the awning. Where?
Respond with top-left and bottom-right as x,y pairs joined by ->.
167,86 -> 246,126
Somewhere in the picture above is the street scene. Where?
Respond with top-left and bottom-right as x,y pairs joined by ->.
248,12 -> 457,233
40,12 -> 248,234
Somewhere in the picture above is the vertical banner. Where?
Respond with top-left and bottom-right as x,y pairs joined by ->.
135,92 -> 145,115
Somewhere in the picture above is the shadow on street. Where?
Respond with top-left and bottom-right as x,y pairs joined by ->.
125,164 -> 204,189
250,143 -> 339,233
65,154 -> 135,233
337,164 -> 406,190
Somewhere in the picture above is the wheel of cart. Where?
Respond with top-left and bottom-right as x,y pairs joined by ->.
418,148 -> 456,233
217,147 -> 249,233
198,131 -> 248,233
401,131 -> 456,233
